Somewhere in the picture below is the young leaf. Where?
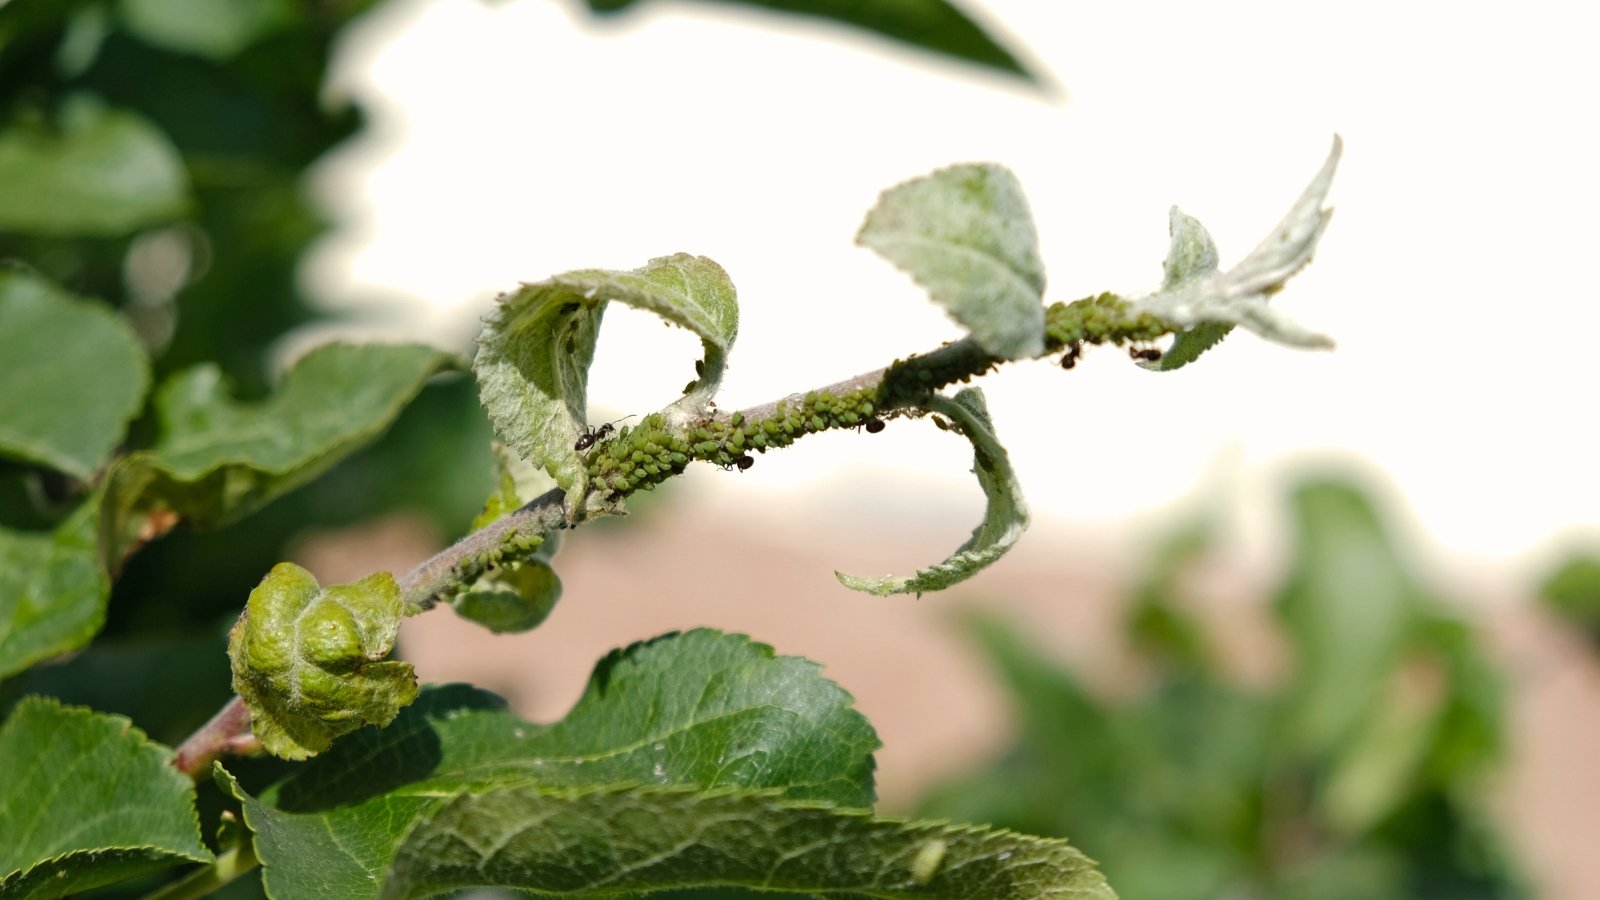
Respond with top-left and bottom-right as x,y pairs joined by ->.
838,388 -> 1029,595
1137,208 -> 1231,372
0,268 -> 150,480
229,563 -> 417,760
0,496 -> 108,679
101,342 -> 456,563
221,630 -> 891,896
0,95 -> 189,236
583,0 -> 1038,82
474,254 -> 738,506
1130,137 -> 1342,351
859,163 -> 1046,359
0,697 -> 211,897
383,785 -> 1113,900
448,557 -> 561,633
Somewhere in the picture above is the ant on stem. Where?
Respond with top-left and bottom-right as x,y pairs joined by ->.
574,415 -> 635,451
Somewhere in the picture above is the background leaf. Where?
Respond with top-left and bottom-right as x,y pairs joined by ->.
0,268 -> 150,480
0,95 -> 189,236
0,697 -> 210,898
116,0 -> 298,60
838,388 -> 1028,595
0,497 -> 108,680
581,0 -> 1038,82
858,163 -> 1046,359
101,342 -> 456,562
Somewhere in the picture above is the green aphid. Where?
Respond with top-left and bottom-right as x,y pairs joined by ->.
731,411 -> 744,426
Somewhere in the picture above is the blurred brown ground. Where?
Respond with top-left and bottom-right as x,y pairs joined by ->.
296,495 -> 1600,900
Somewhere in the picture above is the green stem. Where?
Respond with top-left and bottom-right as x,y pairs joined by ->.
140,840 -> 259,900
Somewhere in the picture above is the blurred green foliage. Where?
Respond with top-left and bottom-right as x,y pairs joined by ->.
1540,553 -> 1600,649
920,476 -> 1526,900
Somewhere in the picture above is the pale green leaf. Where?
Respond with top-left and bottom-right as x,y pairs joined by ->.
229,563 -> 417,760
838,388 -> 1028,595
859,163 -> 1046,359
0,268 -> 149,479
0,95 -> 188,236
1131,137 -> 1342,350
117,0 -> 296,59
0,697 -> 210,898
474,254 -> 738,505
222,630 -> 886,896
583,0 -> 1038,82
101,342 -> 456,563
450,445 -> 563,632
1140,207 -> 1229,372
0,497 -> 108,680
382,786 -> 1112,900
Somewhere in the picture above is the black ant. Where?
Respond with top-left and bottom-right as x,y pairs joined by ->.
574,415 -> 635,451
1127,344 -> 1162,363
864,418 -> 885,434
719,454 -> 755,471
1060,342 -> 1082,370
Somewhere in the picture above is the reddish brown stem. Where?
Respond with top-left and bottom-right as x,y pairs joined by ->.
173,695 -> 251,779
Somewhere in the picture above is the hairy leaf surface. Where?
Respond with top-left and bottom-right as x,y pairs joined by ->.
474,254 -> 737,505
0,96 -> 188,236
0,269 -> 149,479
859,163 -> 1046,359
229,563 -> 417,760
0,498 -> 107,680
838,388 -> 1028,595
0,697 -> 210,898
101,342 -> 455,563
1138,207 -> 1230,372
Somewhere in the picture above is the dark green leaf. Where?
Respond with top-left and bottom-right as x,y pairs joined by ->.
474,254 -> 738,507
101,342 -> 457,562
838,388 -> 1027,595
117,0 -> 297,59
859,162 -> 1046,358
383,785 -> 1112,900
584,0 -> 1037,82
0,697 -> 210,898
225,630 -> 899,896
0,95 -> 188,236
0,268 -> 150,480
0,497 -> 108,680
229,563 -> 417,760
1540,553 -> 1600,645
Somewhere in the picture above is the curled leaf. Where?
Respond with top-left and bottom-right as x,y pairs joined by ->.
859,163 -> 1046,359
229,563 -> 418,760
1132,136 -> 1342,352
474,254 -> 738,508
837,388 -> 1028,595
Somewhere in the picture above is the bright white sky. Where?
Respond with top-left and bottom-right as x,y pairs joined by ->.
304,0 -> 1599,583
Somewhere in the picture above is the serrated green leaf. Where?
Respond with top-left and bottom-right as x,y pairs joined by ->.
583,0 -> 1037,82
1140,208 -> 1229,373
838,388 -> 1028,595
229,563 -> 417,760
0,95 -> 188,236
0,268 -> 150,480
0,697 -> 210,898
474,254 -> 738,506
382,785 -> 1112,900
1274,479 -> 1423,756
117,0 -> 296,59
223,630 -> 888,897
0,496 -> 108,680
100,342 -> 456,563
859,163 -> 1046,359
1131,138 -> 1342,351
